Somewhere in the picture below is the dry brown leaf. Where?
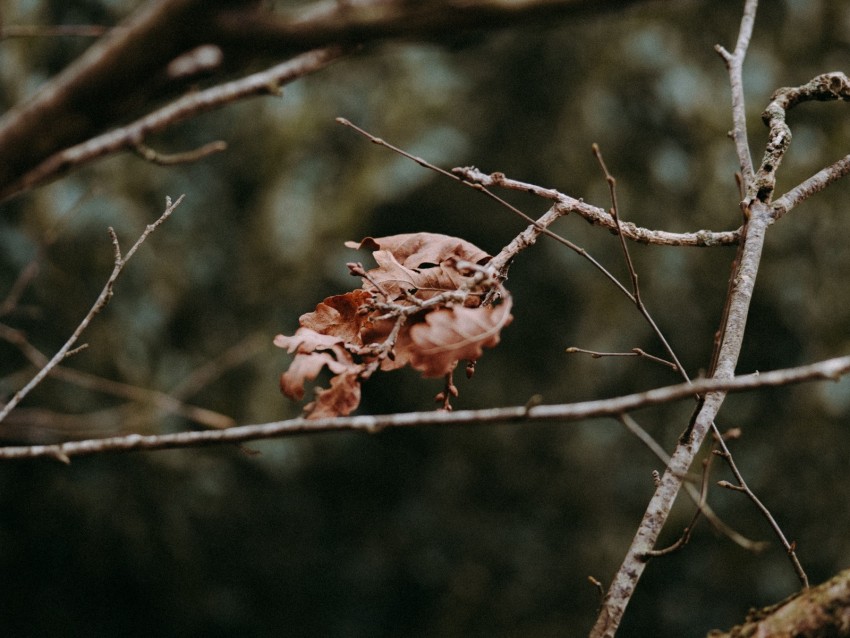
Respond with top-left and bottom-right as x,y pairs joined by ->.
407,295 -> 513,377
303,371 -> 362,419
274,291 -> 373,408
365,250 -> 478,301
345,232 -> 490,268
278,347 -> 349,401
298,290 -> 373,343
273,330 -> 343,355
276,232 -> 512,418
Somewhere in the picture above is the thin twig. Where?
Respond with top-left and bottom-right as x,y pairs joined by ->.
336,118 -> 639,298
565,347 -> 678,371
714,0 -> 758,184
592,144 -> 640,300
336,116 -> 572,255
619,414 -> 767,554
590,143 -> 689,378
0,323 -> 234,430
0,195 -> 184,425
132,140 -> 227,166
713,442 -> 809,586
1,354 -> 848,461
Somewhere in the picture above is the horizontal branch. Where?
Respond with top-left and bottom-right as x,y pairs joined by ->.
455,167 -> 741,247
1,354 -> 848,462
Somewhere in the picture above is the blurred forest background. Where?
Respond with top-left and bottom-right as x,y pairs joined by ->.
1,0 -> 849,635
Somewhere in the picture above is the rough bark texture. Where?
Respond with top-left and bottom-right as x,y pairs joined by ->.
708,568 -> 850,637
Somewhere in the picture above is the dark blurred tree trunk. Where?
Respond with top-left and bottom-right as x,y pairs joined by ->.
0,0 -> 649,202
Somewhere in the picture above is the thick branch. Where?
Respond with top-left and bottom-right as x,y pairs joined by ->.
0,0 -> 251,197
710,568 -> 850,638
765,72 -> 850,216
1,47 -> 346,200
0,353 -> 847,462
590,200 -> 773,637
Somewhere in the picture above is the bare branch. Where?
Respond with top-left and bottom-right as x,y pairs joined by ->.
3,48 -> 346,199
714,0 -> 758,184
567,347 -> 678,371
336,118 -> 640,299
713,443 -> 809,587
0,195 -> 184,425
0,323 -> 234,431
746,71 -> 849,209
591,4 -> 774,631
621,414 -> 767,553
590,39 -> 850,636
592,200 -> 774,637
0,354 -> 848,462
133,140 -> 228,166
588,144 -> 690,385
773,153 -> 850,219
455,167 -> 740,247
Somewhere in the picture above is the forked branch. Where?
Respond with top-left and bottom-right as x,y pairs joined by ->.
0,195 -> 184,425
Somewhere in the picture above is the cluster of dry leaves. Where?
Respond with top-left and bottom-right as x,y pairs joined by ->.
274,232 -> 513,418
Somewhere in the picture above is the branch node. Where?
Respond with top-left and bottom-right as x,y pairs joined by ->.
47,447 -> 71,464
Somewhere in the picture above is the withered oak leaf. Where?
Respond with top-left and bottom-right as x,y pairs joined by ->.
303,371 -> 362,420
297,289 -> 373,344
345,232 -> 491,269
275,232 -> 512,418
407,295 -> 513,377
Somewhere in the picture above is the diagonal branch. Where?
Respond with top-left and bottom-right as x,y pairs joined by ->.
772,153 -> 850,219
0,195 -> 184,425
0,323 -> 234,430
1,47 -> 346,200
590,198 -> 773,637
591,1 -> 770,634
